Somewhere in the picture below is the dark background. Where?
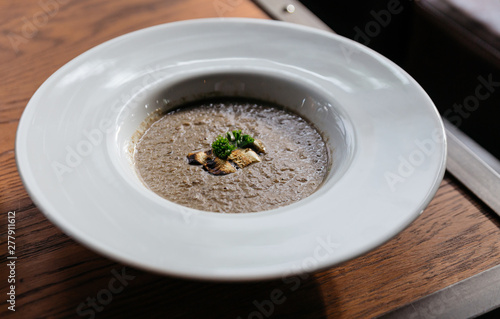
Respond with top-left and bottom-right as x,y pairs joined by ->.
301,0 -> 500,160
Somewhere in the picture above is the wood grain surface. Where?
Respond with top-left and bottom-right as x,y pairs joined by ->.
2,0 -> 500,318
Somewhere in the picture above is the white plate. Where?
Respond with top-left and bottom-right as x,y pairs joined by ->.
16,18 -> 446,281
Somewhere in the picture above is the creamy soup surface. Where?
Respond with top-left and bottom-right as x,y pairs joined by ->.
133,100 -> 329,213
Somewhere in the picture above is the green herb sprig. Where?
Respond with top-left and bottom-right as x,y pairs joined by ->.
212,136 -> 236,159
211,130 -> 255,159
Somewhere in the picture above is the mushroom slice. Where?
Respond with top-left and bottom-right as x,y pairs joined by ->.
228,148 -> 261,168
187,151 -> 210,165
204,157 -> 237,175
251,139 -> 266,154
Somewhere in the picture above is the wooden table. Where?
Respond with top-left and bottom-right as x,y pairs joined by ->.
1,0 -> 500,318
